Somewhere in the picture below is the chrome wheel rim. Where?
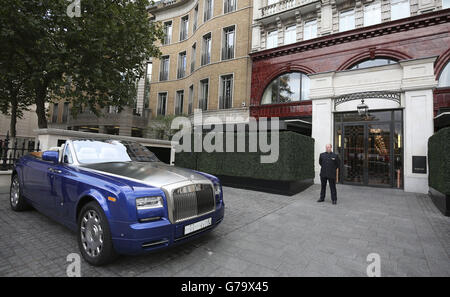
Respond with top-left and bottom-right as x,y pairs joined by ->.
10,177 -> 20,207
80,210 -> 104,257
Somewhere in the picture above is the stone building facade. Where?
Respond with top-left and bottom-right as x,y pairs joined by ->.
249,1 -> 450,193
146,0 -> 253,124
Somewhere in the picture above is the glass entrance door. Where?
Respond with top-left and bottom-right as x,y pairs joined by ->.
342,125 -> 365,184
335,110 -> 403,188
367,124 -> 391,186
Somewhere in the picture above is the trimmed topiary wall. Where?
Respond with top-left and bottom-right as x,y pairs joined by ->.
175,131 -> 314,187
428,126 -> 450,216
428,127 -> 450,195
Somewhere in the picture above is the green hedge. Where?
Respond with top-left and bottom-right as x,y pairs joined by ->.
428,127 -> 450,195
175,131 -> 314,181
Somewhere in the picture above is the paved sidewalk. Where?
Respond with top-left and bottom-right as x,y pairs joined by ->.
0,184 -> 449,276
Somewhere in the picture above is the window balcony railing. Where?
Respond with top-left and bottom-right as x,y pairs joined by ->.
260,0 -> 316,18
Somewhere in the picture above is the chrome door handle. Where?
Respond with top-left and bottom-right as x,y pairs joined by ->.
48,168 -> 62,174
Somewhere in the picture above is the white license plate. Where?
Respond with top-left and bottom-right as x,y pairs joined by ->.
184,217 -> 212,235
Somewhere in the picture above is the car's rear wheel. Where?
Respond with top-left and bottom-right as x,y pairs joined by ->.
10,174 -> 31,211
77,201 -> 117,266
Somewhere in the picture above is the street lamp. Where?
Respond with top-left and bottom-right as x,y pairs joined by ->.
357,99 -> 369,117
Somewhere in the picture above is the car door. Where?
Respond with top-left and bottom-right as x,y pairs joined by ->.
22,156 -> 55,212
51,143 -> 77,221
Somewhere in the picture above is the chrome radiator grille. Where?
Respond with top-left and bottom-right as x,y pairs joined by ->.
172,184 -> 215,222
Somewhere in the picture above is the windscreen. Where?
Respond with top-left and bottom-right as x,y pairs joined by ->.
73,140 -> 159,164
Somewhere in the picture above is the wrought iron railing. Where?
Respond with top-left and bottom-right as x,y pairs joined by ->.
0,133 -> 40,171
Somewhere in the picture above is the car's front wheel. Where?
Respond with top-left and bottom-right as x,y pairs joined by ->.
10,174 -> 31,211
77,201 -> 117,266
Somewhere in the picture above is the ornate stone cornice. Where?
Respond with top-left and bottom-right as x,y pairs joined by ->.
250,8 -> 450,61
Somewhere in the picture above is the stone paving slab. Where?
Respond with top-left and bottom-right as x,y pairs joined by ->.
0,184 -> 449,277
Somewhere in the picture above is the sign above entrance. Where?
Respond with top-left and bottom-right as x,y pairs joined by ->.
334,91 -> 401,108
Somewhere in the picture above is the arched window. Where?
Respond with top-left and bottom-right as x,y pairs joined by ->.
350,58 -> 397,70
438,62 -> 450,88
261,72 -> 310,104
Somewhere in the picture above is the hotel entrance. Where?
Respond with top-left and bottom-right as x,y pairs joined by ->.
334,110 -> 403,188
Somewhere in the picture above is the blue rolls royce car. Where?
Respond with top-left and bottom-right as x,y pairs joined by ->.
10,139 -> 224,266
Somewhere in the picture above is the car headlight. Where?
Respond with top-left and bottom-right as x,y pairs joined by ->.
136,196 -> 163,210
214,183 -> 221,196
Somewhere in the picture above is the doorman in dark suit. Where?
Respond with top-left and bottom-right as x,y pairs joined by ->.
318,144 -> 340,205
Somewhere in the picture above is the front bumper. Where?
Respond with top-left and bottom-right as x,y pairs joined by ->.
110,202 -> 224,255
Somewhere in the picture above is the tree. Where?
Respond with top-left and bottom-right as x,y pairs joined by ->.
0,47 -> 34,138
0,0 -> 164,129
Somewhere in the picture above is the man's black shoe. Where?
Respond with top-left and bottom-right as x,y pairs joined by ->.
317,199 -> 325,203
332,201 -> 337,205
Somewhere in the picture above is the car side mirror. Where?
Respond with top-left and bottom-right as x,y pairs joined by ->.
42,151 -> 59,163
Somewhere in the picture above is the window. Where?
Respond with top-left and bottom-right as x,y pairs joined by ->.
391,0 -> 410,21
438,62 -> 450,88
364,2 -> 381,26
339,10 -> 355,32
303,20 -> 317,40
201,33 -> 211,65
180,15 -> 189,41
220,75 -> 233,109
444,0 -> 450,9
199,79 -> 209,110
159,56 -> 169,81
163,21 -> 172,45
63,144 -> 73,164
175,90 -> 184,115
193,5 -> 198,32
62,102 -> 69,123
266,30 -> 278,49
188,85 -> 194,114
284,25 -> 296,45
222,26 -> 235,60
191,43 -> 196,73
204,0 -> 213,22
261,72 -> 310,104
157,93 -> 167,116
350,58 -> 397,69
177,52 -> 186,79
267,0 -> 278,5
52,103 -> 58,123
224,0 -> 236,13
144,62 -> 152,108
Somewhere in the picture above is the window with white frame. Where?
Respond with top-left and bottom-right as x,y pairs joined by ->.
175,90 -> 184,115
339,10 -> 355,32
364,2 -> 381,26
177,52 -> 186,79
220,74 -> 233,109
284,25 -> 296,45
163,21 -> 172,45
193,5 -> 198,32
443,0 -> 450,9
191,43 -> 196,73
199,79 -> 209,110
204,0 -> 213,22
159,56 -> 169,81
188,85 -> 194,114
180,15 -> 189,41
303,20 -> 317,40
224,0 -> 236,13
222,26 -> 235,60
157,93 -> 167,116
201,33 -> 211,65
438,62 -> 450,88
391,0 -> 410,21
266,30 -> 278,49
